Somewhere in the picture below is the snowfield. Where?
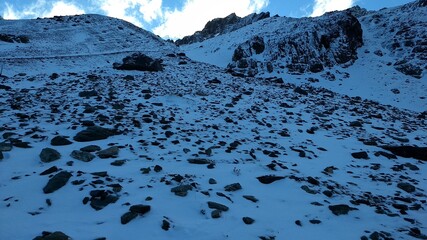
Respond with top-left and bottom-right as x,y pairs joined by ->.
0,4 -> 426,240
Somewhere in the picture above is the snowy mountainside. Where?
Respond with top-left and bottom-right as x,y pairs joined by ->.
0,11 -> 426,240
181,1 -> 427,111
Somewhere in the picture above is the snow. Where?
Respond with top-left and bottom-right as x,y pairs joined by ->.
1,7 -> 427,240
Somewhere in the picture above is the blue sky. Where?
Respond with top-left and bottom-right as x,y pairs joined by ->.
1,0 -> 415,39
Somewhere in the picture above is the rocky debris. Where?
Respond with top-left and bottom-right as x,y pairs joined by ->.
70,150 -> 95,162
224,182 -> 242,191
96,146 -> 119,159
33,231 -> 71,240
397,182 -> 416,193
171,184 -> 193,196
176,12 -> 270,45
43,171 -> 72,194
243,217 -> 255,224
328,204 -> 358,216
187,158 -> 212,164
0,142 -> 13,151
381,146 -> 427,161
80,145 -> 101,152
113,53 -> 163,72
40,148 -> 61,163
243,195 -> 259,203
207,201 -> 229,211
257,175 -> 285,184
50,136 -> 72,146
78,90 -> 98,98
351,151 -> 369,159
121,204 -> 151,224
88,190 -> 119,210
73,126 -> 116,142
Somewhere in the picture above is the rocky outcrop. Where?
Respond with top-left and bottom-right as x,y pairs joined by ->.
227,11 -> 363,76
176,12 -> 270,45
113,53 -> 163,72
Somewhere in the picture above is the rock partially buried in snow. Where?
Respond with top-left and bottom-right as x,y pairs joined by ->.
257,175 -> 285,184
40,148 -> 61,163
70,150 -> 95,162
43,171 -> 72,194
351,151 -> 369,159
207,201 -> 229,211
381,146 -> 427,161
73,126 -> 116,142
50,136 -> 72,146
121,211 -> 138,225
187,158 -> 212,164
96,146 -> 119,158
33,231 -> 71,240
113,53 -> 163,72
328,204 -> 358,216
224,182 -> 242,191
397,182 -> 416,193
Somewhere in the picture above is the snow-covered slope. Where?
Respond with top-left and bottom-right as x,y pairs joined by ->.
0,11 -> 426,240
181,1 -> 427,112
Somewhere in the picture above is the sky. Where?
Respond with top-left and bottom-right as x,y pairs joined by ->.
1,0 -> 415,39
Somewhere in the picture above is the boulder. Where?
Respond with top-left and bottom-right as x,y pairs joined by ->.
381,146 -> 427,161
40,148 -> 61,163
96,146 -> 119,159
73,126 -> 116,142
50,136 -> 72,146
70,150 -> 95,162
43,171 -> 72,194
113,53 -> 163,72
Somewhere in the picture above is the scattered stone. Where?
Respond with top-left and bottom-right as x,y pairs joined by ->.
161,219 -> 171,231
97,146 -> 119,159
243,195 -> 259,203
301,185 -> 317,194
188,158 -> 212,164
129,204 -> 151,215
113,53 -> 163,72
224,182 -> 242,191
209,178 -> 217,184
328,204 -> 358,216
243,217 -> 255,224
207,201 -> 229,211
381,146 -> 427,161
351,151 -> 369,159
211,210 -> 222,219
70,150 -> 95,162
78,90 -> 98,98
40,148 -> 61,163
80,145 -> 101,152
33,231 -> 71,240
309,219 -> 322,224
89,190 -> 119,210
374,151 -> 397,159
121,211 -> 138,225
111,160 -> 126,166
257,175 -> 285,184
153,165 -> 162,172
171,185 -> 193,196
73,126 -> 116,142
397,182 -> 416,193
43,171 -> 72,194
40,166 -> 59,176
50,136 -> 72,146
0,142 -> 13,151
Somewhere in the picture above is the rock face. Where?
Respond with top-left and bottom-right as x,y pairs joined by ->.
381,146 -> 427,161
73,126 -> 116,142
113,53 -> 163,72
43,171 -> 72,194
176,12 -> 270,45
227,10 -> 363,76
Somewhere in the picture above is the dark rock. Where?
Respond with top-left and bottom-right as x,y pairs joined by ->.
40,166 -> 59,176
111,160 -> 126,166
96,146 -> 119,159
207,201 -> 229,211
43,171 -> 72,194
40,148 -> 61,163
129,204 -> 151,215
33,231 -> 71,240
211,210 -> 222,218
209,178 -> 217,184
243,195 -> 259,203
80,145 -> 101,152
50,136 -> 72,146
161,219 -> 171,231
397,182 -> 416,193
90,193 -> 119,210
73,126 -> 116,142
257,175 -> 285,184
309,219 -> 322,224
0,151 -> 3,160
351,151 -> 369,159
328,204 -> 358,216
153,165 -> 162,172
78,90 -> 98,98
171,184 -> 193,196
374,151 -> 397,159
224,182 -> 242,191
301,185 -> 317,194
70,150 -> 95,162
188,158 -> 212,164
121,211 -> 138,225
243,217 -> 255,224
113,53 -> 163,72
381,146 -> 427,161
294,87 -> 308,95
0,142 -> 13,151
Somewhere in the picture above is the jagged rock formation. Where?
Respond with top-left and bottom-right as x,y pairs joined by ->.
227,11 -> 363,76
175,12 -> 270,45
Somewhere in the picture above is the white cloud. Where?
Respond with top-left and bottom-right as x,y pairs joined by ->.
153,0 -> 269,40
310,0 -> 355,17
2,0 -> 85,19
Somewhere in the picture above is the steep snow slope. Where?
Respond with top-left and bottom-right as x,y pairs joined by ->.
181,2 -> 427,112
0,13 -> 426,240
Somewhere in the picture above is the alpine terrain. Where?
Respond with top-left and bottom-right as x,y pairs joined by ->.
0,1 -> 426,240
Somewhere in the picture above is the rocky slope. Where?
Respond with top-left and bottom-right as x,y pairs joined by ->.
0,6 -> 426,240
